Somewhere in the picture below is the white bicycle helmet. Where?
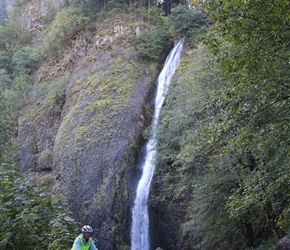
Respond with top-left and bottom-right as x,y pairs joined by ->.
81,225 -> 93,233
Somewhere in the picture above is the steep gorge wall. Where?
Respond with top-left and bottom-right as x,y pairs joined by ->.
15,1 -> 160,248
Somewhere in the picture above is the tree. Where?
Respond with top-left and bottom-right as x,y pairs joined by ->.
204,0 -> 290,241
169,4 -> 207,39
137,27 -> 172,61
0,92 -> 12,163
0,170 -> 77,250
12,47 -> 41,77
153,1 -> 290,248
0,20 -> 31,51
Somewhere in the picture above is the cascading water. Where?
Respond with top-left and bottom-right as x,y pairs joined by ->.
131,39 -> 184,250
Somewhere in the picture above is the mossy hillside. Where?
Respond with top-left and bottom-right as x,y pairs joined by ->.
16,0 -> 65,44
52,34 -> 159,249
36,14 -> 153,83
14,10 -> 159,248
17,76 -> 67,171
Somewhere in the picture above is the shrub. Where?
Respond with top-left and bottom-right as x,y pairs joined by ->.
137,27 -> 172,61
41,7 -> 89,57
0,168 -> 77,250
12,47 -> 41,77
169,4 -> 207,39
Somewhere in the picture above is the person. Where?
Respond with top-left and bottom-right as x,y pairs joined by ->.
71,225 -> 99,250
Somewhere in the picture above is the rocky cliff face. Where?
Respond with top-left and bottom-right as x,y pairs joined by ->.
15,1 -> 160,248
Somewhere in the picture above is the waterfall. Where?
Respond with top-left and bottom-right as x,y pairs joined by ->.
131,39 -> 184,250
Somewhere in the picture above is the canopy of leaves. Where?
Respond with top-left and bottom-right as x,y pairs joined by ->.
0,21 -> 32,51
202,0 -> 290,247
12,47 -> 41,77
203,1 -> 290,235
137,27 -> 172,61
169,4 -> 207,39
0,93 -> 12,163
0,168 -> 77,250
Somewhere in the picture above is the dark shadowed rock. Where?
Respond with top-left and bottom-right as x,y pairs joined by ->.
275,236 -> 290,250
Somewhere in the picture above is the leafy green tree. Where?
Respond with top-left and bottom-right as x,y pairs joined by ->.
68,0 -> 101,17
12,47 -> 41,77
137,27 -> 172,61
0,51 -> 13,75
0,170 -> 77,250
0,92 -> 12,163
0,20 -> 31,51
0,69 -> 12,91
169,4 -> 207,39
201,0 -> 290,243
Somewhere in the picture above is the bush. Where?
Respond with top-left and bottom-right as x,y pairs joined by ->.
137,27 -> 172,61
0,168 -> 77,250
169,4 -> 207,39
41,7 -> 89,56
12,47 -> 41,77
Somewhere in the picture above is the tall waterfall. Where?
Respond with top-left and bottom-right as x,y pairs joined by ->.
131,39 -> 184,250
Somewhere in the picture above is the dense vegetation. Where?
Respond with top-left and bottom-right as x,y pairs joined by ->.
0,0 -> 205,248
153,0 -> 290,249
0,91 -> 77,249
0,0 -> 289,249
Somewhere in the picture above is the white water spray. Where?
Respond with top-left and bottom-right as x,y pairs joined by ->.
131,39 -> 184,250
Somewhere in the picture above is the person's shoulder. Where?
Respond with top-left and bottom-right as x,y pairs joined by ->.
89,237 -> 96,245
75,235 -> 83,241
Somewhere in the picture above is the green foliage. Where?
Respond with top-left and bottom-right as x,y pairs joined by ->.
203,0 -> 290,240
38,76 -> 67,115
0,169 -> 77,250
41,7 -> 89,56
13,75 -> 33,98
0,69 -> 12,91
0,51 -> 13,75
0,92 -> 13,163
47,212 -> 77,250
12,47 -> 41,77
154,0 -> 290,244
137,27 -> 172,61
40,7 -> 58,26
147,7 -> 169,27
155,1 -> 290,247
103,0 -> 125,15
68,0 -> 102,17
169,4 -> 207,39
0,20 -> 32,51
3,89 -> 22,113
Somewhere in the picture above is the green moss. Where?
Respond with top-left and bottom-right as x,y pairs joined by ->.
74,125 -> 88,142
84,97 -> 114,112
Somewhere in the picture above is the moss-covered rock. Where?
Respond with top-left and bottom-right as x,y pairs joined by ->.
16,13 -> 160,249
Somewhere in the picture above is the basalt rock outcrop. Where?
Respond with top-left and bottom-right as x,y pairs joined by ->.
15,1 -> 160,248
